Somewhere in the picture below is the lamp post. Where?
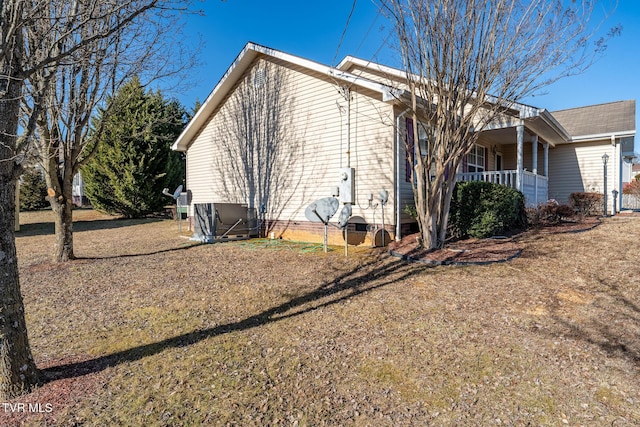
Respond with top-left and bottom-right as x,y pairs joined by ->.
602,153 -> 609,216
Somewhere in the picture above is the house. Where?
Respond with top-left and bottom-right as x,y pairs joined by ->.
549,101 -> 637,211
172,42 -> 636,245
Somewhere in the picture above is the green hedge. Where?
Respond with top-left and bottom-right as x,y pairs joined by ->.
449,181 -> 527,239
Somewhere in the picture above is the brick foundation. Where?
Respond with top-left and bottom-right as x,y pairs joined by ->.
187,216 -> 408,247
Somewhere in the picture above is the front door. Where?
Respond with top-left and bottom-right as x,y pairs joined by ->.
495,152 -> 503,171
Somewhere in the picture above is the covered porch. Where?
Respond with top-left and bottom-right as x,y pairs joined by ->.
459,169 -> 549,206
458,106 -> 569,206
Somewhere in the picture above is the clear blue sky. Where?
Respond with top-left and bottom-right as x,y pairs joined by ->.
173,0 -> 639,149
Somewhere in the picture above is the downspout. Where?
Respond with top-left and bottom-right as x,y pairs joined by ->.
613,135 -> 621,213
396,107 -> 411,241
346,88 -> 351,168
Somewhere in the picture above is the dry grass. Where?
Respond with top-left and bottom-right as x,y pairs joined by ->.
6,209 -> 640,426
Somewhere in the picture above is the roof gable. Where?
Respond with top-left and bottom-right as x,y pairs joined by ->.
551,100 -> 636,140
171,42 -> 398,151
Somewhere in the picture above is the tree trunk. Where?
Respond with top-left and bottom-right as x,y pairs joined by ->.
0,69 -> 40,398
51,185 -> 75,262
0,182 -> 39,397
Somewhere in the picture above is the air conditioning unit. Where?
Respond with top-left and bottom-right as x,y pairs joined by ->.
193,203 -> 216,242
191,202 -> 258,243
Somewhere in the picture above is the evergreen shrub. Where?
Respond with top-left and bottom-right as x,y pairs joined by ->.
449,181 -> 526,239
20,168 -> 49,211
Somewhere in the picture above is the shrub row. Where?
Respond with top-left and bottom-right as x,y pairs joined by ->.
526,200 -> 575,226
568,192 -> 603,216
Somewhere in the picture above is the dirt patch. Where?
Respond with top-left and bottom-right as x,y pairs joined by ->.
533,216 -> 600,234
389,217 -> 600,265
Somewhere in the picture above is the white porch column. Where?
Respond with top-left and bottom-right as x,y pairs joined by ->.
531,134 -> 538,174
543,143 -> 549,177
516,122 -> 524,191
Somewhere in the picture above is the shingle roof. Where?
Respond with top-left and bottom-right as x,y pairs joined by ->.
551,100 -> 635,138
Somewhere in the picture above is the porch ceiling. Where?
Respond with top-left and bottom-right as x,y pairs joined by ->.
479,115 -> 567,147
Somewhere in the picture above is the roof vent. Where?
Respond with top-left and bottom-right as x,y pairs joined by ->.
253,68 -> 266,87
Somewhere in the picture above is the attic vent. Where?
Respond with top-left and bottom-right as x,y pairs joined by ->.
253,68 -> 266,87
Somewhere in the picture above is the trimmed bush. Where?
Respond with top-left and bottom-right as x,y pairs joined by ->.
527,200 -> 575,225
449,181 -> 527,239
569,192 -> 603,216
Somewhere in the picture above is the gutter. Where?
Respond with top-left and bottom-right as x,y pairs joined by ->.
569,130 -> 636,143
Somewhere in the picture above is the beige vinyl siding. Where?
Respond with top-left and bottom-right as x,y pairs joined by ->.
548,140 -> 618,207
396,112 -> 416,225
186,56 -> 396,228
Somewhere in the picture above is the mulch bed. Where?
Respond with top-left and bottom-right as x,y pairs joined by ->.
0,356 -> 105,427
389,216 -> 601,266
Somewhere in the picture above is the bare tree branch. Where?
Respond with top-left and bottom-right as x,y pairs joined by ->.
378,0 -> 619,248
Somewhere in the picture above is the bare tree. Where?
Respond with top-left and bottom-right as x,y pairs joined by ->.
214,62 -> 306,234
0,0 -> 195,398
379,0 -> 619,249
26,2 -> 197,262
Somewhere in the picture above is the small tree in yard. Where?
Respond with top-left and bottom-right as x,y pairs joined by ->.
83,77 -> 187,218
380,0 -> 620,249
27,1 -> 196,262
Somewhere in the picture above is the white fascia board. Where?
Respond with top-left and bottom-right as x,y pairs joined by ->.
172,42 -> 260,151
327,69 -> 399,101
570,130 -> 636,143
537,109 -> 572,142
337,56 -> 408,80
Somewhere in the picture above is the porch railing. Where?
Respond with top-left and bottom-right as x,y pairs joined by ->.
458,170 -> 517,188
622,194 -> 640,210
458,170 -> 548,206
522,170 -> 548,206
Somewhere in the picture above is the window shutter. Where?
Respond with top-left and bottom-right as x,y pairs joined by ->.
406,118 -> 414,182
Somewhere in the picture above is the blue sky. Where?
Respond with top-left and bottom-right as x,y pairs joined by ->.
175,0 -> 639,144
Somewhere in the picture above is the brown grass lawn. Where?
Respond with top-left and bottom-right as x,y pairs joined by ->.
6,209 -> 640,426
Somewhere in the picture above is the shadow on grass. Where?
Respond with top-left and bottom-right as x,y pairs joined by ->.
42,253 -> 428,382
16,217 -> 165,237
75,242 -> 202,261
544,278 -> 640,366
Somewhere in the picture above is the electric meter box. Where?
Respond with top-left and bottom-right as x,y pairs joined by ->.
339,167 -> 355,204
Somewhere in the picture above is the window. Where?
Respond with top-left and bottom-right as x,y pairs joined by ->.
465,144 -> 486,173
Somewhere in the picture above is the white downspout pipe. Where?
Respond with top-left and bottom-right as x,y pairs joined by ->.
516,121 -> 524,192
346,87 -> 351,168
396,108 -> 411,241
